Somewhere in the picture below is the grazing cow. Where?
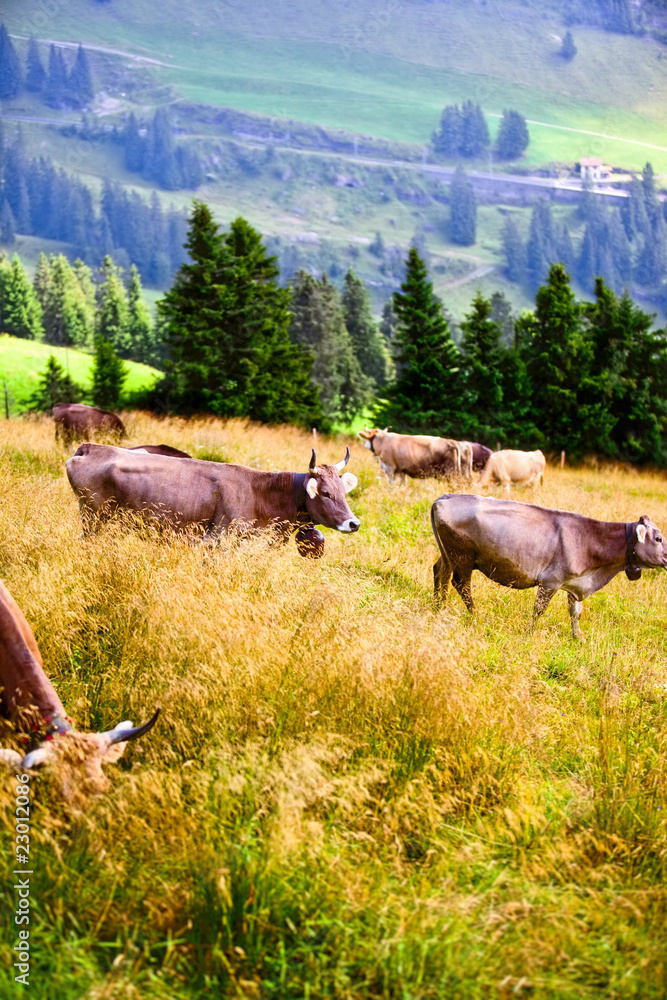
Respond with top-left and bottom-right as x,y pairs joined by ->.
52,403 -> 125,444
431,494 -> 667,639
477,449 -> 545,495
0,579 -> 159,790
358,428 -> 463,484
129,445 -> 191,458
464,442 -> 493,472
65,444 -> 360,551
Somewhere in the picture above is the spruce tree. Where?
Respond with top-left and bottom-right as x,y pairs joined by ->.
143,108 -> 180,190
0,255 -> 44,339
67,44 -> 94,107
495,109 -> 529,159
459,292 -> 507,442
289,270 -> 371,424
38,254 -> 95,347
0,25 -> 23,99
432,105 -> 462,157
342,268 -> 391,389
459,101 -> 489,158
25,37 -> 47,93
28,355 -> 83,411
127,265 -> 156,364
123,112 -> 144,172
45,44 -> 68,108
449,166 -> 476,246
560,31 -> 577,59
96,255 -> 131,356
375,246 -> 463,432
160,203 -> 321,425
0,201 -> 16,244
91,335 -> 128,410
501,215 -> 526,283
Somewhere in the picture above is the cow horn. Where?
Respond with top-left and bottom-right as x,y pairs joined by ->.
105,707 -> 161,746
336,447 -> 350,471
309,449 -> 318,473
383,426 -> 392,433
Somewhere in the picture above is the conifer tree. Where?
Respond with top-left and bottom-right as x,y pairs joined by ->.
25,37 -> 46,93
0,255 -> 43,339
96,255 -> 131,356
38,254 -> 95,347
342,268 -> 391,389
45,44 -> 68,108
432,105 -> 462,157
449,166 -> 476,245
375,246 -> 463,432
495,109 -> 529,159
0,25 -> 23,99
0,201 -> 16,244
127,265 -> 156,364
143,108 -> 180,190
67,44 -> 94,107
501,215 -> 526,283
289,270 -> 371,423
91,335 -> 128,410
459,101 -> 489,158
459,292 -> 507,442
123,112 -> 144,172
28,355 -> 83,411
560,31 -> 577,59
160,203 -> 321,425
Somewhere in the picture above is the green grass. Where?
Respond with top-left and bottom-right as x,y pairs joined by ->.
1,413 -> 667,997
0,335 -> 161,415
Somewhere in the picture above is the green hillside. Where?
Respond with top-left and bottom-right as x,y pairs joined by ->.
0,335 -> 160,416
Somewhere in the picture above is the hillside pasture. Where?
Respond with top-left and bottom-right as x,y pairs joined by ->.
1,413 -> 667,997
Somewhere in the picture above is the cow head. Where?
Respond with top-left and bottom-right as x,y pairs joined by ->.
626,515 -> 667,579
357,427 -> 391,455
304,449 -> 360,532
0,709 -> 160,799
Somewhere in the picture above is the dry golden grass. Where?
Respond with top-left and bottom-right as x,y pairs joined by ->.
1,413 -> 667,998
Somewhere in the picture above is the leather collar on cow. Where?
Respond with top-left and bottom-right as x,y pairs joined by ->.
625,521 -> 642,580
293,473 -> 314,526
21,713 -> 74,753
367,435 -> 377,455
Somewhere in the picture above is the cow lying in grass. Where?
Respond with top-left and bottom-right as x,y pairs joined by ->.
431,494 -> 667,639
0,579 -> 159,796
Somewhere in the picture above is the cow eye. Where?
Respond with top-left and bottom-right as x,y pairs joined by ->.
321,490 -> 331,499
656,535 -> 663,543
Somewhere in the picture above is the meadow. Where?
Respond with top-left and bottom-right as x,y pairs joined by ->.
1,413 -> 667,998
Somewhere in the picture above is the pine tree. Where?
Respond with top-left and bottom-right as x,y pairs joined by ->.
375,246 -> 463,432
449,166 -> 477,246
0,255 -> 44,339
160,203 -> 321,425
127,265 -> 156,364
25,37 -> 46,93
28,355 -> 83,411
0,25 -> 23,99
341,268 -> 391,389
501,214 -> 526,283
38,254 -> 95,347
289,270 -> 371,424
495,109 -> 530,160
459,292 -> 507,442
432,104 -> 462,157
143,108 -> 180,190
91,335 -> 128,410
96,256 -> 131,356
66,44 -> 94,108
123,112 -> 144,172
560,31 -> 577,59
45,44 -> 68,108
3,141 -> 31,234
459,101 -> 489,158
0,201 -> 16,244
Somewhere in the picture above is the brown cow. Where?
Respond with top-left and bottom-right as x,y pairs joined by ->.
53,403 -> 125,444
358,428 -> 463,484
464,442 -> 493,472
65,444 -> 360,550
477,449 -> 545,495
431,493 -> 667,639
0,579 -> 159,789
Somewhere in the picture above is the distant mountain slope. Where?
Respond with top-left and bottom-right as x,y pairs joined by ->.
5,0 -> 667,170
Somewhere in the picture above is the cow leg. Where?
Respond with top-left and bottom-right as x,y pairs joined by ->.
530,586 -> 557,631
452,567 -> 474,613
433,555 -> 452,605
567,592 -> 585,641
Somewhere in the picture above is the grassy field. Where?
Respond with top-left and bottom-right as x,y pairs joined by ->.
1,414 -> 667,997
0,335 -> 161,415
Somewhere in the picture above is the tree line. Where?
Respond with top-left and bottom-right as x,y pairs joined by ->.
0,26 -> 94,109
7,199 -> 667,465
502,162 -> 667,302
432,103 -> 529,161
0,128 -> 189,286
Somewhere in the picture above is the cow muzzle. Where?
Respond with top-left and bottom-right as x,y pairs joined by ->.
336,518 -> 360,533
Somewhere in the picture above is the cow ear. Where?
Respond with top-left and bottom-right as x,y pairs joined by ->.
636,524 -> 647,544
340,472 -> 358,494
306,477 -> 319,498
